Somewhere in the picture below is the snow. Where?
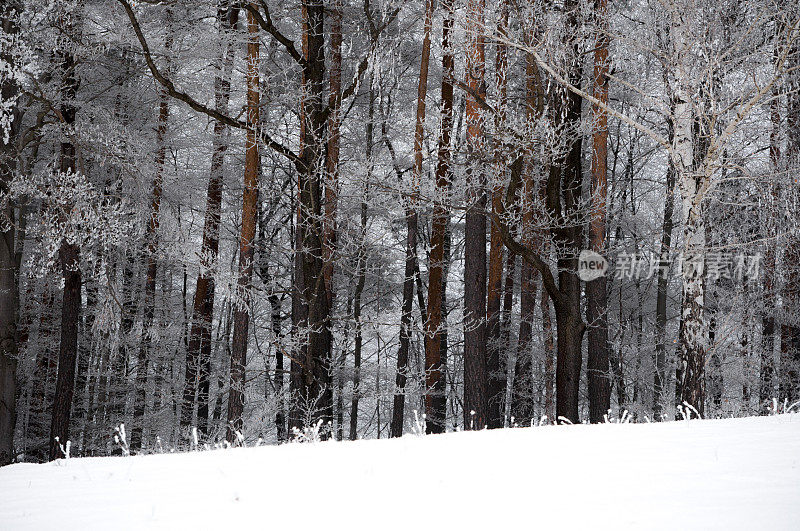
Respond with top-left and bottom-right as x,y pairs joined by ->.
1,414 -> 799,530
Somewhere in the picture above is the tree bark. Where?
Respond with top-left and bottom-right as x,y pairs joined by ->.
463,0 -> 488,431
671,10 -> 706,418
0,1 -> 21,466
654,157 -> 676,420
322,0 -> 342,309
290,0 -> 332,434
49,23 -> 82,460
586,0 -> 611,423
226,3 -> 259,444
422,1 -> 454,435
780,36 -> 800,405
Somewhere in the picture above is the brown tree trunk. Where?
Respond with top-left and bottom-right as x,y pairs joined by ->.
181,3 -> 237,439
0,1 -> 21,466
463,0 -> 488,431
424,1 -> 454,434
391,0 -> 433,439
225,4 -> 260,444
586,0 -> 611,423
322,0 -> 342,309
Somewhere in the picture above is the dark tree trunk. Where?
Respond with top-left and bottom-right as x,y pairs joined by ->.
780,39 -> 800,405
349,198 -> 367,441
542,287 -> 555,420
49,33 -> 82,461
49,245 -> 81,461
463,0 -> 488,431
761,43 -> 782,410
513,260 -> 537,426
0,1 -> 21,466
654,159 -> 676,420
290,0 -> 332,435
553,0 -> 585,424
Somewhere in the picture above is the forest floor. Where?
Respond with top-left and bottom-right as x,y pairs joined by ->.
1,414 -> 798,530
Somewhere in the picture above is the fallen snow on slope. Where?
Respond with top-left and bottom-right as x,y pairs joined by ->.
1,414 -> 799,530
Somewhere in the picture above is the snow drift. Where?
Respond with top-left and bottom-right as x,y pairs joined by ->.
1,414 -> 798,530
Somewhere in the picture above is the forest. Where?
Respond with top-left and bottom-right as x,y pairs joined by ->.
1,0 -> 799,465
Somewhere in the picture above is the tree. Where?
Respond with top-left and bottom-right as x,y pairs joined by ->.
226,2 -> 260,444
586,0 -> 611,423
422,0 -> 455,435
0,0 -> 21,465
463,0 -> 489,431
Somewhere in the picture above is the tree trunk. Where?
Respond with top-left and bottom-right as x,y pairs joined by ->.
225,4 -> 259,444
551,0 -> 585,424
463,0 -> 488,431
672,12 -> 706,417
423,1 -> 454,435
780,39 -> 800,405
0,1 -> 21,466
542,287 -> 555,421
391,0 -> 433,439
586,0 -> 611,423
182,3 -> 237,439
291,0 -> 332,434
322,0 -> 342,309
513,259 -> 537,426
486,0 -> 509,430
349,196 -> 367,441
49,30 -> 82,461
654,158 -> 676,420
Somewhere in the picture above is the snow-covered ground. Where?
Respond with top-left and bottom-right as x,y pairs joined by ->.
1,415 -> 798,530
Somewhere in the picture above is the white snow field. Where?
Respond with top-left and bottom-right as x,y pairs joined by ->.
1,414 -> 799,530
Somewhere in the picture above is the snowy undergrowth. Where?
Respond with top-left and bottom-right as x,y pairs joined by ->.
1,414 -> 798,530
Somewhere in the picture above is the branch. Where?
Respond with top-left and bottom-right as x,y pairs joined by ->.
244,1 -> 304,66
494,32 -> 671,152
334,6 -> 401,112
493,155 -> 566,312
116,0 -> 302,170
